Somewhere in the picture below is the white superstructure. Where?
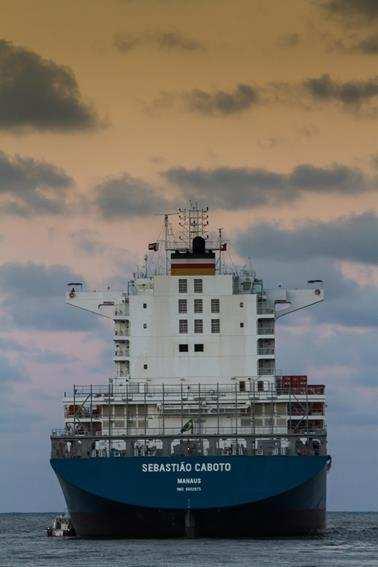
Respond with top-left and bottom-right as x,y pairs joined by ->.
61,205 -> 325,454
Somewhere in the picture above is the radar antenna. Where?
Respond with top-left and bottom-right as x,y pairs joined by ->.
178,202 -> 209,248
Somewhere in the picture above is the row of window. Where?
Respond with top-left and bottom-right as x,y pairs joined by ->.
179,319 -> 220,334
143,298 -> 245,312
178,298 -> 220,314
139,320 -> 246,331
179,343 -> 204,352
178,278 -> 203,293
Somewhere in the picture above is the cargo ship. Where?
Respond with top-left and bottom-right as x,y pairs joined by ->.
50,203 -> 330,537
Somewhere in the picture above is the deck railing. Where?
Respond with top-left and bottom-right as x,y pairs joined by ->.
66,382 -> 325,398
51,431 -> 327,459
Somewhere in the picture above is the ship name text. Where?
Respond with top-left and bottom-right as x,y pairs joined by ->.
141,462 -> 232,473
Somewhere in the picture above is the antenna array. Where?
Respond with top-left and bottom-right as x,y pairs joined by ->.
178,202 -> 209,247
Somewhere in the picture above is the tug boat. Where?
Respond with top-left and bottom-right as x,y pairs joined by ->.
47,515 -> 76,537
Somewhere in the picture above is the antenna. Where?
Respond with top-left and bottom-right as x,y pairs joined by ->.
144,253 -> 148,278
178,202 -> 209,247
218,227 -> 223,274
153,211 -> 178,275
152,205 -> 210,275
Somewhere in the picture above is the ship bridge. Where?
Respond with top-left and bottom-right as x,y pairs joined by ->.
66,204 -> 323,387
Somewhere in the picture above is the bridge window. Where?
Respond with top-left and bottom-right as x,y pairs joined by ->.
211,298 -> 220,313
178,299 -> 187,313
194,279 -> 203,293
211,319 -> 220,333
194,299 -> 203,313
178,279 -> 187,293
179,319 -> 188,334
194,319 -> 203,333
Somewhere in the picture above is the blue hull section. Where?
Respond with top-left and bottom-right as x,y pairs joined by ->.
51,455 -> 328,537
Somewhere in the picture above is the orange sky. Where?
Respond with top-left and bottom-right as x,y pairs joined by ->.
1,0 -> 378,512
0,0 -> 377,286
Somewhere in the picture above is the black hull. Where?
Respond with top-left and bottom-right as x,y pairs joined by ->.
59,470 -> 326,538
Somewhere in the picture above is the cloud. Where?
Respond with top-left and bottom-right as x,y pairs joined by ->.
0,262 -> 77,298
0,150 -> 74,217
93,173 -> 172,219
0,354 -> 27,437
0,354 -> 24,383
296,123 -> 319,140
0,397 -> 43,433
163,163 -> 371,209
113,34 -> 139,53
235,213 -> 378,265
0,38 -> 99,131
117,0 -> 218,11
279,326 -> 378,387
70,229 -> 110,255
304,74 -> 378,108
245,253 -> 378,329
147,75 -> 378,117
114,29 -> 205,53
320,0 -> 378,22
182,84 -> 259,116
0,262 -> 104,331
314,272 -> 378,329
70,229 -> 136,285
277,33 -> 301,48
257,137 -> 284,150
155,30 -> 204,51
0,335 -> 76,365
143,66 -> 378,118
353,34 -> 378,54
30,349 -> 77,365
149,84 -> 260,117
235,217 -> 378,329
0,337 -> 25,353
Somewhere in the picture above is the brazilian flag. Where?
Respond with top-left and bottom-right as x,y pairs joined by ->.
180,418 -> 193,433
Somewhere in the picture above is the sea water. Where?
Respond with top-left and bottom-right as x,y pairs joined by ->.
0,512 -> 377,566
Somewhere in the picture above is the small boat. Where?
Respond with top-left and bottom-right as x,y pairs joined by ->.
47,515 -> 76,537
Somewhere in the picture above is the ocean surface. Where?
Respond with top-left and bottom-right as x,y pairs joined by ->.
0,512 -> 377,567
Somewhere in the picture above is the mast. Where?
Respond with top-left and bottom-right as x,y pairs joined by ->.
178,202 -> 209,247
154,211 -> 177,275
164,214 -> 169,276
218,227 -> 223,274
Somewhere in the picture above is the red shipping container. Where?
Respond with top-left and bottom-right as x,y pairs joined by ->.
280,375 -> 307,387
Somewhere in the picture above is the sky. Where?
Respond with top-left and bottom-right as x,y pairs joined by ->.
0,0 -> 377,512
